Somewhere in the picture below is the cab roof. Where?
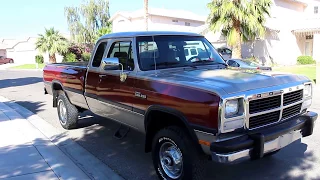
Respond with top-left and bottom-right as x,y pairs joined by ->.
98,31 -> 202,40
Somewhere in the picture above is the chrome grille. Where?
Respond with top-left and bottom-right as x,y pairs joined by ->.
282,103 -> 302,119
249,95 -> 281,114
283,90 -> 303,106
248,88 -> 304,129
249,111 -> 280,129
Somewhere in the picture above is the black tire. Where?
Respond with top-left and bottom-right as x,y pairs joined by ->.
264,150 -> 280,157
152,126 -> 205,180
57,93 -> 78,129
9,60 -> 13,63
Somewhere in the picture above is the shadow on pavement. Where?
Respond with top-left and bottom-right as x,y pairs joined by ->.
12,101 -> 46,114
2,100 -> 319,180
67,113 -> 320,180
0,77 -> 42,89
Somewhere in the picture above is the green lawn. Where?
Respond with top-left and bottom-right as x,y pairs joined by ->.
11,64 -> 46,69
273,65 -> 316,82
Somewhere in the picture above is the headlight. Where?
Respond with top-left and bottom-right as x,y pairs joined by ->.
225,99 -> 240,117
304,84 -> 312,97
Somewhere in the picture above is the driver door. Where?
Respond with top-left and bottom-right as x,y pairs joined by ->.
95,38 -> 138,128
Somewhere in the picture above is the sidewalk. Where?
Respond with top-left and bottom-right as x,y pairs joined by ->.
0,96 -> 123,180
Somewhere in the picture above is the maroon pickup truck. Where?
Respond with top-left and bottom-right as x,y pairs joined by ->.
43,31 -> 317,180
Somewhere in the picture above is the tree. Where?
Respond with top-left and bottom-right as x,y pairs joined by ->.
207,0 -> 272,58
35,28 -> 68,63
65,0 -> 111,46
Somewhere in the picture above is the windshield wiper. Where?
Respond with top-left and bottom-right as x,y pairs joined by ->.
192,60 -> 228,66
151,62 -> 180,67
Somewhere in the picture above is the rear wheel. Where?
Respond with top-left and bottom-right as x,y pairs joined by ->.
152,126 -> 205,180
57,93 -> 78,129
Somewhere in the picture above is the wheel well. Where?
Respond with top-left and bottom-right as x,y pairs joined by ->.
144,110 -> 199,153
52,83 -> 63,107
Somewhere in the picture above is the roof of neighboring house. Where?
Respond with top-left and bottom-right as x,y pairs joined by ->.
0,37 -> 37,49
292,18 -> 320,35
110,8 -> 206,22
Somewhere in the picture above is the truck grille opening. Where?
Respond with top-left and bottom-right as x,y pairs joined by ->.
283,90 -> 303,106
249,95 -> 281,114
249,111 -> 280,129
282,103 -> 302,119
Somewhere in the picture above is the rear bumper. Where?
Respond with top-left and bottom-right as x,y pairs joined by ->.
210,111 -> 318,164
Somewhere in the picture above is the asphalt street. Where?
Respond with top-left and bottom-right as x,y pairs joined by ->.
0,70 -> 319,180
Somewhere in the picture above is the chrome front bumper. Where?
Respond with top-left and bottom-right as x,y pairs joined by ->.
212,130 -> 302,163
210,111 -> 317,164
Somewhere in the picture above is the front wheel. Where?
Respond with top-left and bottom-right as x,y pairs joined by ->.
152,126 -> 205,180
9,60 -> 13,63
57,93 -> 78,129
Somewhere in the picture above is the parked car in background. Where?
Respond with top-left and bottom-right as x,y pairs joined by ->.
217,47 -> 232,60
0,56 -> 14,64
226,59 -> 272,71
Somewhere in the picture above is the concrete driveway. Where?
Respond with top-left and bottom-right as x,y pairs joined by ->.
0,70 -> 319,180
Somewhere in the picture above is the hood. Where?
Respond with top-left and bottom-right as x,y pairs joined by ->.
152,68 -> 309,95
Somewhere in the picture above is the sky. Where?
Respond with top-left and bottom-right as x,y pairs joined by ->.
0,0 -> 210,39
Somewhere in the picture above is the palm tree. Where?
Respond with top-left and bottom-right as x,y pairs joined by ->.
207,0 -> 272,58
36,27 -> 68,63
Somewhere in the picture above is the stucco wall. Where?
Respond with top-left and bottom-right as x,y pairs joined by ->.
112,15 -> 204,33
0,49 -> 6,57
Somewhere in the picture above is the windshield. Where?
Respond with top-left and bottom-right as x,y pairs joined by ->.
136,36 -> 225,71
241,60 -> 260,67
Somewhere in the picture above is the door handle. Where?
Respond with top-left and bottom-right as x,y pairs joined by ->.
99,74 -> 107,79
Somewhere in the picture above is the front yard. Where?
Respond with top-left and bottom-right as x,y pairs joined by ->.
273,65 -> 316,82
10,64 -> 45,69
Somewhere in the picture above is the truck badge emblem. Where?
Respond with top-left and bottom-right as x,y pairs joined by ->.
135,92 -> 147,99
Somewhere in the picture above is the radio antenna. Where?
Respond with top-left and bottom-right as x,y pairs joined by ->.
152,35 -> 157,75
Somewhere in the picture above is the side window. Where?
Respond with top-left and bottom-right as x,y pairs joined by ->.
190,49 -> 197,55
92,42 -> 107,67
227,60 -> 235,66
107,41 -> 134,71
225,49 -> 232,54
184,49 -> 189,56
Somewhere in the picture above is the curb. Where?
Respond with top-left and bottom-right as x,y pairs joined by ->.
0,96 -> 124,180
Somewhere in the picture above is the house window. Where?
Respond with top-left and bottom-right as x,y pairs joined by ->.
315,6 -> 318,14
185,22 -> 190,26
172,19 -> 178,23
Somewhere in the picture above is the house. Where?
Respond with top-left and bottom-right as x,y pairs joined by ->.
109,8 -> 206,33
202,0 -> 320,65
0,37 -> 63,64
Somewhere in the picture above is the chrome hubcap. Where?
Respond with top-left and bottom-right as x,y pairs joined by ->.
58,99 -> 67,125
159,141 -> 183,179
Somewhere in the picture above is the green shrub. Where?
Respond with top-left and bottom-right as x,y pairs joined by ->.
35,55 -> 44,64
63,53 -> 77,62
81,52 -> 91,61
297,56 -> 315,65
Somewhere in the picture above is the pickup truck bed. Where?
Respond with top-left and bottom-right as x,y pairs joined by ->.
43,62 -> 89,109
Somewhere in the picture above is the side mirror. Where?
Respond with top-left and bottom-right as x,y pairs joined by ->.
101,57 -> 121,70
100,57 -> 128,82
